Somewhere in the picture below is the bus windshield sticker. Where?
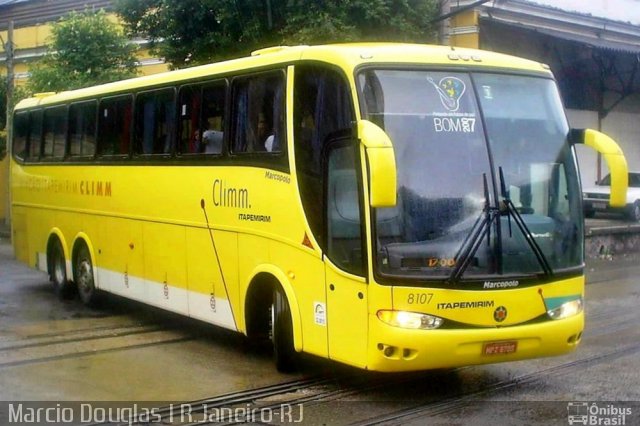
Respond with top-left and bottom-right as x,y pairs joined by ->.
428,76 -> 466,112
427,75 -> 478,134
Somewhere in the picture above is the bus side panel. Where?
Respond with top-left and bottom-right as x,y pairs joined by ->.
186,226 -> 239,330
270,241 -> 327,358
238,233 -> 269,327
143,222 -> 188,315
97,217 -> 145,300
29,208 -> 52,272
11,208 -> 29,265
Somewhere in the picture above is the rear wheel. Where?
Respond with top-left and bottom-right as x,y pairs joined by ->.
272,286 -> 298,372
75,244 -> 100,307
49,239 -> 74,300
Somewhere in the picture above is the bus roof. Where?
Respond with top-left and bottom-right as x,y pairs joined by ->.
15,43 -> 551,109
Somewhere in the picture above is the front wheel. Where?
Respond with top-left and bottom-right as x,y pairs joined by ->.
75,244 -> 100,307
272,286 -> 298,372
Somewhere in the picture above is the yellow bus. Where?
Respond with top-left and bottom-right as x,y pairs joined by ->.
9,43 -> 628,372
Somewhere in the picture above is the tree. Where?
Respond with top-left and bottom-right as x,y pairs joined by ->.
116,0 -> 439,68
0,79 -> 28,158
28,10 -> 138,93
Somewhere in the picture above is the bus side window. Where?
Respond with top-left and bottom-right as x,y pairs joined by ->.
27,109 -> 43,160
178,84 -> 202,155
293,65 -> 355,253
69,101 -> 97,158
135,88 -> 176,156
98,95 -> 132,157
231,72 -> 284,154
42,106 -> 67,160
200,83 -> 226,155
12,112 -> 28,161
178,82 -> 226,155
327,145 -> 364,275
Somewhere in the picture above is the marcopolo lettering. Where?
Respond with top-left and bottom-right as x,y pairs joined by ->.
483,280 -> 520,289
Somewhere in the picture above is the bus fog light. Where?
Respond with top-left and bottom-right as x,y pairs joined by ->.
547,298 -> 583,320
377,310 -> 443,329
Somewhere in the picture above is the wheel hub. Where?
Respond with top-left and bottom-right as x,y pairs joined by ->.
78,260 -> 93,292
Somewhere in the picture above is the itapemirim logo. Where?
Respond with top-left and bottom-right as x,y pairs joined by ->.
567,402 -> 632,425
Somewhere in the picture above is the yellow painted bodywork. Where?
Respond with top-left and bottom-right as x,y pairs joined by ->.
358,120 -> 397,208
10,43 -> 588,371
369,277 -> 584,371
582,129 -> 629,207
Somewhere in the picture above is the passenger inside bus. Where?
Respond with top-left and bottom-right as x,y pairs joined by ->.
199,117 -> 223,154
258,112 -> 275,152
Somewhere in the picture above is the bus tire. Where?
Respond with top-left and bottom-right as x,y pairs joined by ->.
272,286 -> 298,373
48,238 -> 75,300
74,243 -> 100,307
627,201 -> 640,222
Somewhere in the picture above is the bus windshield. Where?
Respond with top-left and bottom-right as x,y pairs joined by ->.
358,70 -> 582,282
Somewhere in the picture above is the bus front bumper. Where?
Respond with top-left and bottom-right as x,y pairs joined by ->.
366,313 -> 584,372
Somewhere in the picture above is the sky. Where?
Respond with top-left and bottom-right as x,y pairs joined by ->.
527,0 -> 640,25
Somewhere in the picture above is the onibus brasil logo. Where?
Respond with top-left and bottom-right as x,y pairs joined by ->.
567,402 -> 632,425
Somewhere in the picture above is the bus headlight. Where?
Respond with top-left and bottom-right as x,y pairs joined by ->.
377,310 -> 444,330
547,298 -> 583,320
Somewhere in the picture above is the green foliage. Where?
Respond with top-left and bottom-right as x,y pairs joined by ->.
28,10 -> 138,93
1,79 -> 29,158
116,0 -> 439,68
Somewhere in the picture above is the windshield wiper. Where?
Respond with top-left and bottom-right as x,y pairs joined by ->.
448,174 -> 497,283
498,167 -> 553,277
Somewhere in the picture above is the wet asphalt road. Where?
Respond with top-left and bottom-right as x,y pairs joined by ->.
0,234 -> 638,425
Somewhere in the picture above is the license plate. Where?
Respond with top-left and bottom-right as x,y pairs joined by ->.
483,341 -> 518,355
593,202 -> 607,210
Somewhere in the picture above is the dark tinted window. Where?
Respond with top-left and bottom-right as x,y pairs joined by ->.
178,84 -> 202,154
178,82 -> 226,155
200,84 -> 226,155
327,145 -> 364,275
69,101 -> 97,157
12,112 -> 28,161
98,95 -> 132,156
42,106 -> 67,159
231,72 -> 284,153
135,89 -> 175,155
27,110 -> 43,159
293,66 -> 354,249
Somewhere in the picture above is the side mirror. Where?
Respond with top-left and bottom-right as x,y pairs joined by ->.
570,129 -> 628,207
357,120 -> 397,207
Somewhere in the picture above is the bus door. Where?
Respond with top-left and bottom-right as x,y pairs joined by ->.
324,143 -> 368,367
293,64 -> 367,365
